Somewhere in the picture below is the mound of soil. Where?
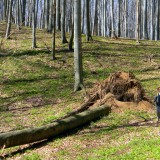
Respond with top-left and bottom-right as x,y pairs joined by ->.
59,72 -> 153,121
86,71 -> 153,112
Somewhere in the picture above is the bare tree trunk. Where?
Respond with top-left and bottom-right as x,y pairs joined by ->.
117,0 -> 121,37
85,0 -> 92,41
5,0 -> 13,39
35,0 -> 39,28
81,0 -> 85,33
93,0 -> 98,35
48,0 -> 53,33
103,0 -> 106,37
16,0 -> 20,30
69,0 -> 74,51
52,0 -> 56,60
56,0 -> 60,30
32,0 -> 36,48
155,0 -> 159,40
124,0 -> 128,38
61,0 -> 68,43
45,0 -> 49,30
150,0 -> 155,40
136,0 -> 140,43
142,0 -> 148,39
74,0 -> 83,92
110,0 -> 114,37
22,0 -> 26,25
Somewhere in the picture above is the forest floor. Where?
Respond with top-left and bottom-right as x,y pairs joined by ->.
0,22 -> 160,159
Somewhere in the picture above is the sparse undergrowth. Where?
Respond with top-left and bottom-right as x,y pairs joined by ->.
0,22 -> 160,159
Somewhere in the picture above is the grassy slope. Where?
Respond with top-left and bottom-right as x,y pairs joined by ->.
0,22 -> 160,159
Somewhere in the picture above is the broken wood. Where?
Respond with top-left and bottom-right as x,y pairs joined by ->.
0,105 -> 111,149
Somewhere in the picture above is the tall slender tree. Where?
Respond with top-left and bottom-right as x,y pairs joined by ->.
93,0 -> 98,35
74,0 -> 83,91
68,0 -> 74,51
124,0 -> 128,38
142,0 -> 148,39
136,0 -> 140,43
52,0 -> 56,60
5,0 -> 13,39
16,0 -> 20,30
117,0 -> 121,37
44,0 -> 49,30
150,0 -> 155,40
48,0 -> 53,32
103,0 -> 106,37
155,0 -> 159,40
85,0 -> 92,41
110,0 -> 114,37
61,0 -> 68,43
56,0 -> 60,30
32,0 -> 36,48
22,0 -> 26,25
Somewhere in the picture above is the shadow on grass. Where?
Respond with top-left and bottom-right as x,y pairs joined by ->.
0,49 -> 50,57
2,117 -> 157,159
1,75 -> 58,85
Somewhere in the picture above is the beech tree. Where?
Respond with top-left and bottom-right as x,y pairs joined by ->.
85,0 -> 92,41
5,0 -> 13,39
155,0 -> 159,40
52,0 -> 56,60
136,0 -> 140,43
68,0 -> 74,51
142,0 -> 148,39
32,0 -> 36,48
56,0 -> 60,31
74,0 -> 83,91
61,0 -> 68,43
110,0 -> 114,37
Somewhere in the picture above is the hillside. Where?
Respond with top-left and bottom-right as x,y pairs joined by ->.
0,22 -> 160,159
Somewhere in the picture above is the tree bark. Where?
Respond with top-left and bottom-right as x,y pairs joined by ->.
52,0 -> 56,60
142,0 -> 148,39
136,0 -> 140,43
5,0 -> 13,39
74,0 -> 83,91
117,0 -> 121,37
61,0 -> 68,43
68,0 -> 74,51
22,0 -> 26,25
32,0 -> 36,48
155,0 -> 159,40
0,105 -> 111,149
124,0 -> 128,38
85,0 -> 92,41
56,0 -> 60,30
110,0 -> 114,37
93,0 -> 98,35
48,0 -> 53,33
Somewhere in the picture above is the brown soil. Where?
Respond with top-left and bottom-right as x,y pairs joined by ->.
58,72 -> 153,121
86,71 -> 153,112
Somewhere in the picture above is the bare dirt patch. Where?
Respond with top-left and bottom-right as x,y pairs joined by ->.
89,71 -> 153,112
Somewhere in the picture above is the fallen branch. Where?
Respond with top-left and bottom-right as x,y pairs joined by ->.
0,105 -> 111,149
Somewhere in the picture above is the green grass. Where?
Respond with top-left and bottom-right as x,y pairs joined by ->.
21,153 -> 42,160
0,22 -> 160,159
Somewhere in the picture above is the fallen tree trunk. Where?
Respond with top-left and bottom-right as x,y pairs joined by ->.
0,105 -> 111,149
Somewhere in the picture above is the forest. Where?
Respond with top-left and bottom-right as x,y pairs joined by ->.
0,0 -> 160,159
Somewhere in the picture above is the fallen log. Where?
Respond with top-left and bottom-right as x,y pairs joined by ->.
0,105 -> 111,149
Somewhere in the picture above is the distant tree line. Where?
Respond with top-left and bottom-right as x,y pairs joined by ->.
0,0 -> 160,41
